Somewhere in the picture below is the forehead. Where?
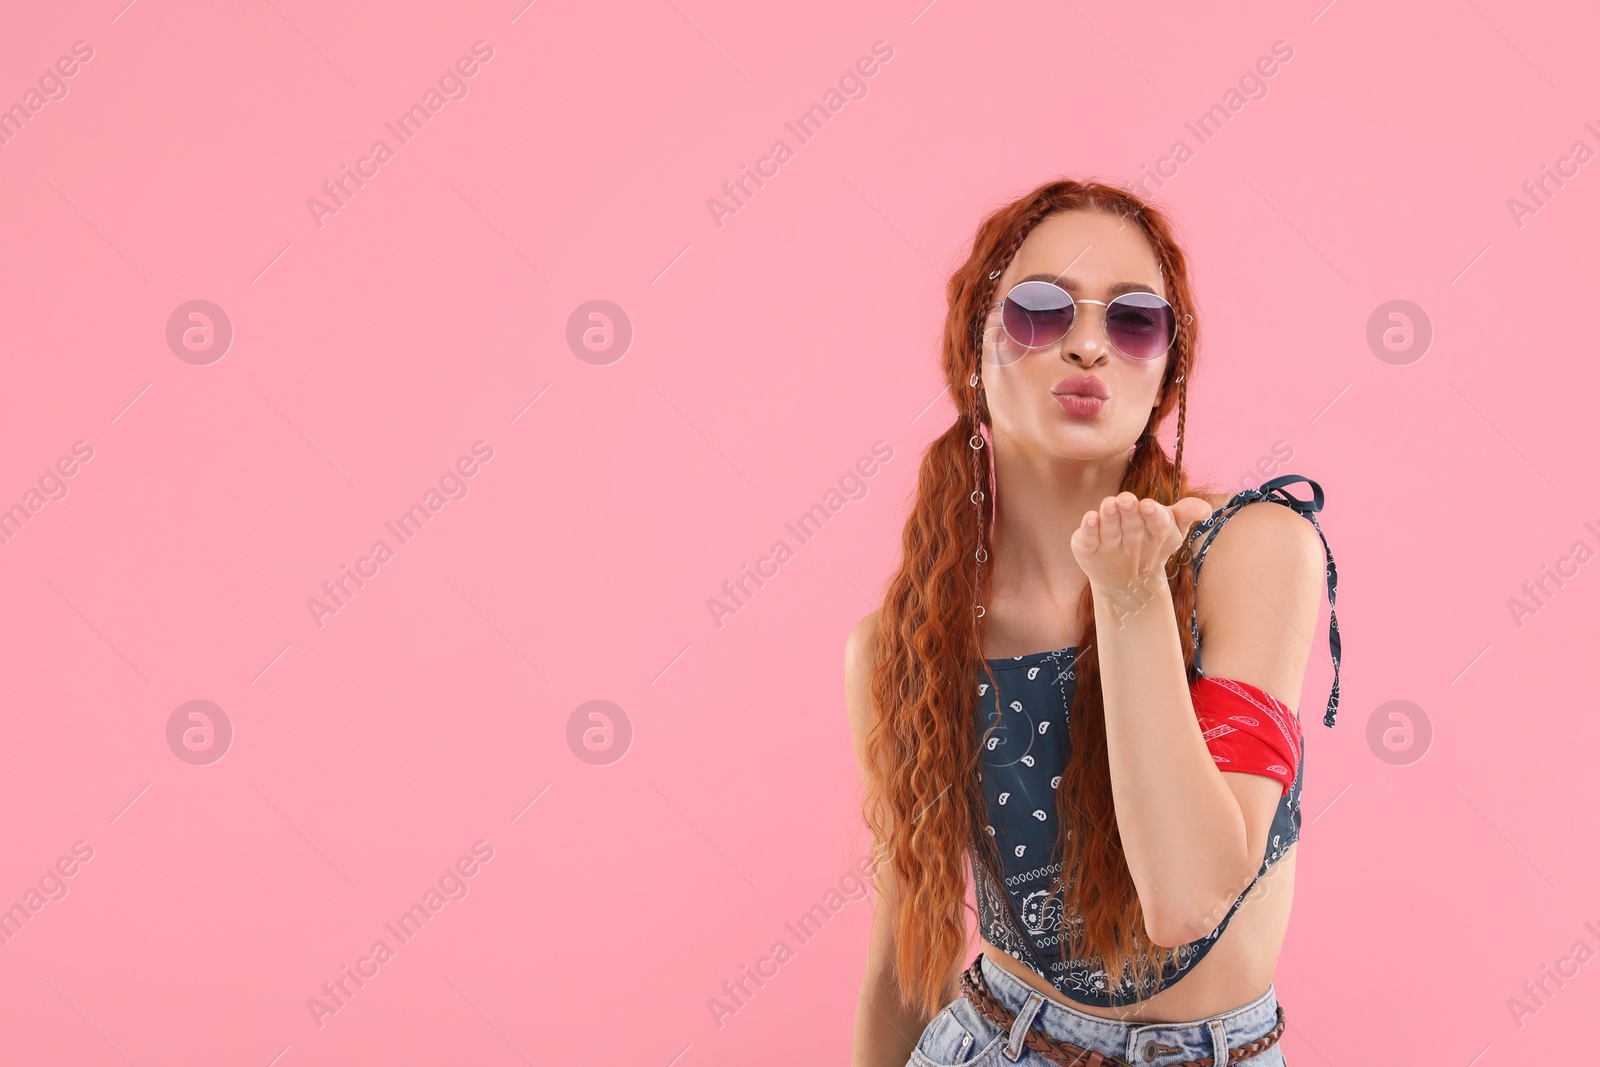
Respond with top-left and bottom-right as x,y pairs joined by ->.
1006,210 -> 1163,293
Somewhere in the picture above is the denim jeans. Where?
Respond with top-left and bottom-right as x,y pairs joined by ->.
906,954 -> 1287,1067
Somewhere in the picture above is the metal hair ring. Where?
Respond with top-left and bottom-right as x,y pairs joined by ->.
970,265 -> 1008,624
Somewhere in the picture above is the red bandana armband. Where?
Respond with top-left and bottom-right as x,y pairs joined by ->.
1189,677 -> 1304,795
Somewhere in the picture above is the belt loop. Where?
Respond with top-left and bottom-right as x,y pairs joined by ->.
1207,1017 -> 1230,1066
1004,991 -> 1045,1061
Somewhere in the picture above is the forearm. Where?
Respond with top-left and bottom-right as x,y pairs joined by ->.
1091,572 -> 1252,941
851,963 -> 938,1067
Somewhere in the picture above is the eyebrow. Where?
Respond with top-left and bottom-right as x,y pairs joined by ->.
1014,273 -> 1159,297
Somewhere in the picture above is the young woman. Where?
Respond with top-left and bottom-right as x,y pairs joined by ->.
846,179 -> 1342,1067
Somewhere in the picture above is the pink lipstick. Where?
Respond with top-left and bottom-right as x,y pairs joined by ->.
1052,375 -> 1109,417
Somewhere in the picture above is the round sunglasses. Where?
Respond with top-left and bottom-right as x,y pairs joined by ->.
990,280 -> 1178,361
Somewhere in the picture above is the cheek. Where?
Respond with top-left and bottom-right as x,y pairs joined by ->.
983,363 -> 1049,421
979,379 -> 1016,432
1127,363 -> 1169,407
1108,373 -> 1167,431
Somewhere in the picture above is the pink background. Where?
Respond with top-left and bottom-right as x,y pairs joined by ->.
2,0 -> 1597,1063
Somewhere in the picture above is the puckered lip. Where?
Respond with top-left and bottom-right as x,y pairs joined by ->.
1051,375 -> 1109,399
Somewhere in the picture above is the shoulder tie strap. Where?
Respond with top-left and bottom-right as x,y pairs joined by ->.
1184,474 -> 1343,728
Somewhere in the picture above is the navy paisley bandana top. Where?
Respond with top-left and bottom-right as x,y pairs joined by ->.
970,475 -> 1341,1006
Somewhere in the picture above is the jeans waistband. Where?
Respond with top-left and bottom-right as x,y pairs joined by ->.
976,953 -> 1281,1067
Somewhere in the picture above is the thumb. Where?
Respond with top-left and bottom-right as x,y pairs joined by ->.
1171,495 -> 1214,533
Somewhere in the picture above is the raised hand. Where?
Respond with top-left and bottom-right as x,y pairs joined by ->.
1071,492 -> 1214,620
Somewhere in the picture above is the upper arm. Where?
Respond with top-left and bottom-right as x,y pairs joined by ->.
845,610 -> 882,767
846,614 -> 969,1001
1192,501 -> 1325,871
846,611 -> 905,977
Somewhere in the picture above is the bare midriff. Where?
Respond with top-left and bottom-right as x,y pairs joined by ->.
979,842 -> 1296,1023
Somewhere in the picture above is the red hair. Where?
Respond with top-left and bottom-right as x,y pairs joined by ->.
859,178 -> 1215,1016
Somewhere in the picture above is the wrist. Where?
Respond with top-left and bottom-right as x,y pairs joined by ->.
1091,567 -> 1173,628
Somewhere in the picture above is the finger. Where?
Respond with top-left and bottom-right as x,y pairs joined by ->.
1099,494 -> 1125,547
1172,496 -> 1215,534
1137,496 -> 1166,533
1143,497 -> 1181,541
1076,509 -> 1102,553
1117,492 -> 1146,545
1140,499 -> 1176,559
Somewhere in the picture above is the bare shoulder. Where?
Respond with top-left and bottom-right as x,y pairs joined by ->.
846,608 -> 881,663
1191,494 -> 1325,711
1198,493 -> 1323,572
1192,491 -> 1320,566
845,610 -> 883,748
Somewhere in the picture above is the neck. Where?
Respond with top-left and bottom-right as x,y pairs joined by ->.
987,435 -> 1131,606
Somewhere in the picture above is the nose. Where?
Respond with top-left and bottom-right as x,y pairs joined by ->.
1060,303 -> 1111,366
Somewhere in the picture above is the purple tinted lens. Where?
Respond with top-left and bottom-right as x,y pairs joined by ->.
1106,293 -> 1176,360
1002,281 -> 1073,348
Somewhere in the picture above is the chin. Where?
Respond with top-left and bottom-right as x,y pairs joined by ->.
1042,430 -> 1121,461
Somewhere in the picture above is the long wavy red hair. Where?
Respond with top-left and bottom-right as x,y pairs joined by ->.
859,178 -> 1214,1017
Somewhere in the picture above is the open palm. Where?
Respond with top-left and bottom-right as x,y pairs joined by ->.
1070,491 -> 1214,595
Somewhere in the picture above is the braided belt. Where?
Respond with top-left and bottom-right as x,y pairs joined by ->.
958,955 -> 1287,1067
